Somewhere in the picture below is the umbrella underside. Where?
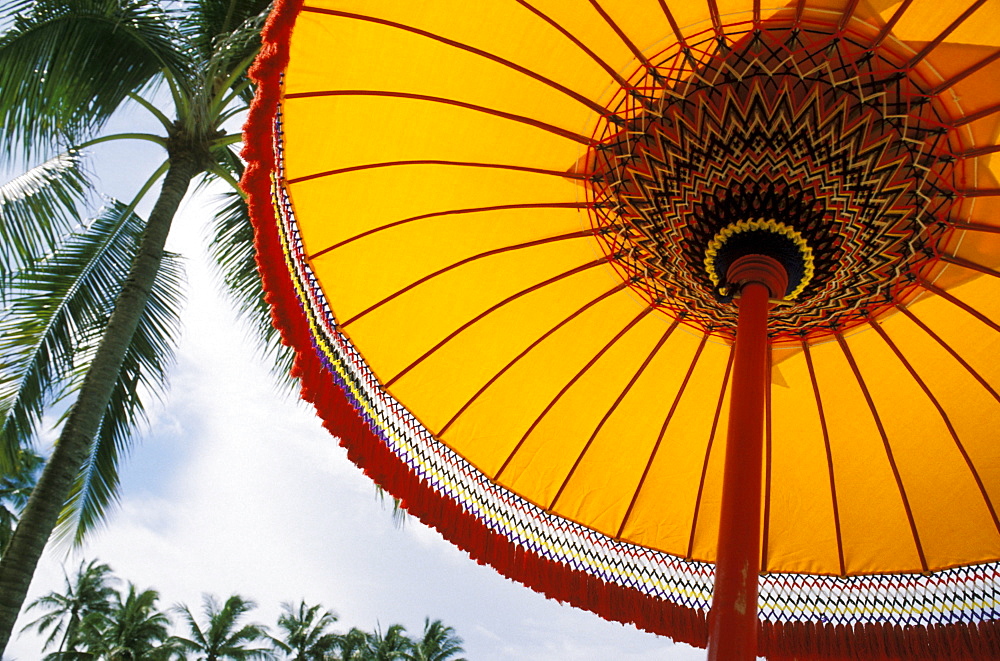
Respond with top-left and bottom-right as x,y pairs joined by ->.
244,0 -> 1000,656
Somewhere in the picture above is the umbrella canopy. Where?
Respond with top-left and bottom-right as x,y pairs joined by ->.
242,0 -> 1000,657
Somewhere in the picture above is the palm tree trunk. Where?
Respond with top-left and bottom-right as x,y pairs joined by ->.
0,151 -> 202,655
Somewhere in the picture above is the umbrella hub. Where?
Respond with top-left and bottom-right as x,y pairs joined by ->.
583,24 -> 959,344
706,219 -> 812,302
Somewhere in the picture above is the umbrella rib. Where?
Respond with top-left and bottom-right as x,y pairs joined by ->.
868,0 -> 914,51
492,305 -> 657,482
307,202 -> 590,259
956,189 -> 1000,198
929,49 -> 1000,97
656,0 -> 694,53
793,0 -> 806,29
896,303 -> 1000,406
339,228 -> 597,328
383,255 -> 610,389
940,253 -> 1000,279
955,143 -> 1000,159
587,0 -> 654,72
919,278 -> 1000,334
512,0 -> 632,90
615,331 -> 707,540
685,344 -> 735,561
284,90 -> 594,146
300,7 -> 612,119
837,0 -> 861,32
951,101 -> 1000,128
905,0 -> 988,71
546,315 -> 683,512
867,319 -> 1000,537
835,332 -> 929,573
437,282 -> 630,437
760,343 -> 773,573
706,0 -> 726,45
948,221 -> 1000,234
802,341 -> 847,577
287,160 -> 590,186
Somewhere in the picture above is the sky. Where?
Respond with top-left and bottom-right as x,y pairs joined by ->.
3,114 -> 710,660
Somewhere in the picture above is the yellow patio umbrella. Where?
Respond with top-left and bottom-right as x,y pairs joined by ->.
242,0 -> 1000,657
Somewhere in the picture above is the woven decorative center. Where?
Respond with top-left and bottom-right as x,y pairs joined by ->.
586,24 -> 958,342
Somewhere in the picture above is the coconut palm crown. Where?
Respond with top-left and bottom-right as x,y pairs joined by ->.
78,582 -> 175,660
172,593 -> 273,661
0,0 -> 292,653
20,559 -> 117,657
268,600 -> 340,661
403,619 -> 466,661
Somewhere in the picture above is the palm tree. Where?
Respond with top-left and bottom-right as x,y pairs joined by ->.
172,593 -> 273,660
361,624 -> 411,661
402,620 -> 465,661
267,601 -> 339,661
332,628 -> 369,661
78,583 -> 174,660
20,559 -> 116,657
0,0 -> 291,651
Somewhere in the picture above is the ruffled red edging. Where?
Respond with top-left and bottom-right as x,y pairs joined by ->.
239,2 -> 1000,657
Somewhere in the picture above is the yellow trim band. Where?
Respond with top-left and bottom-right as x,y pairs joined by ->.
705,218 -> 815,300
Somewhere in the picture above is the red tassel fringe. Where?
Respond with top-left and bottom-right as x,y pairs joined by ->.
757,620 -> 1000,660
240,2 -> 1000,658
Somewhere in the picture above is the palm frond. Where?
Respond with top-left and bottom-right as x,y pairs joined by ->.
0,448 -> 43,553
82,583 -> 172,658
54,244 -> 184,546
270,600 -> 339,658
176,2 -> 267,136
375,485 -> 409,529
179,0 -> 270,71
0,0 -> 33,30
0,201 -> 138,470
0,152 -> 90,275
172,594 -> 273,659
206,180 -> 295,389
209,144 -> 244,181
170,603 -> 209,653
0,0 -> 186,155
21,594 -> 72,652
336,628 -> 370,661
405,619 -> 466,661
209,594 -> 250,644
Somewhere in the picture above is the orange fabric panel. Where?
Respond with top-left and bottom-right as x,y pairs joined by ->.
309,206 -> 586,324
392,265 -> 622,441
616,339 -> 733,558
549,318 -> 706,537
330,236 -> 599,384
802,334 -> 925,573
288,166 -> 583,259
441,286 -> 648,480
282,95 -> 582,183
765,350 -> 844,575
302,0 -> 617,112
498,310 -> 669,509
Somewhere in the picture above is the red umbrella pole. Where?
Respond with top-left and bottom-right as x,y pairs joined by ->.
707,255 -> 788,661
